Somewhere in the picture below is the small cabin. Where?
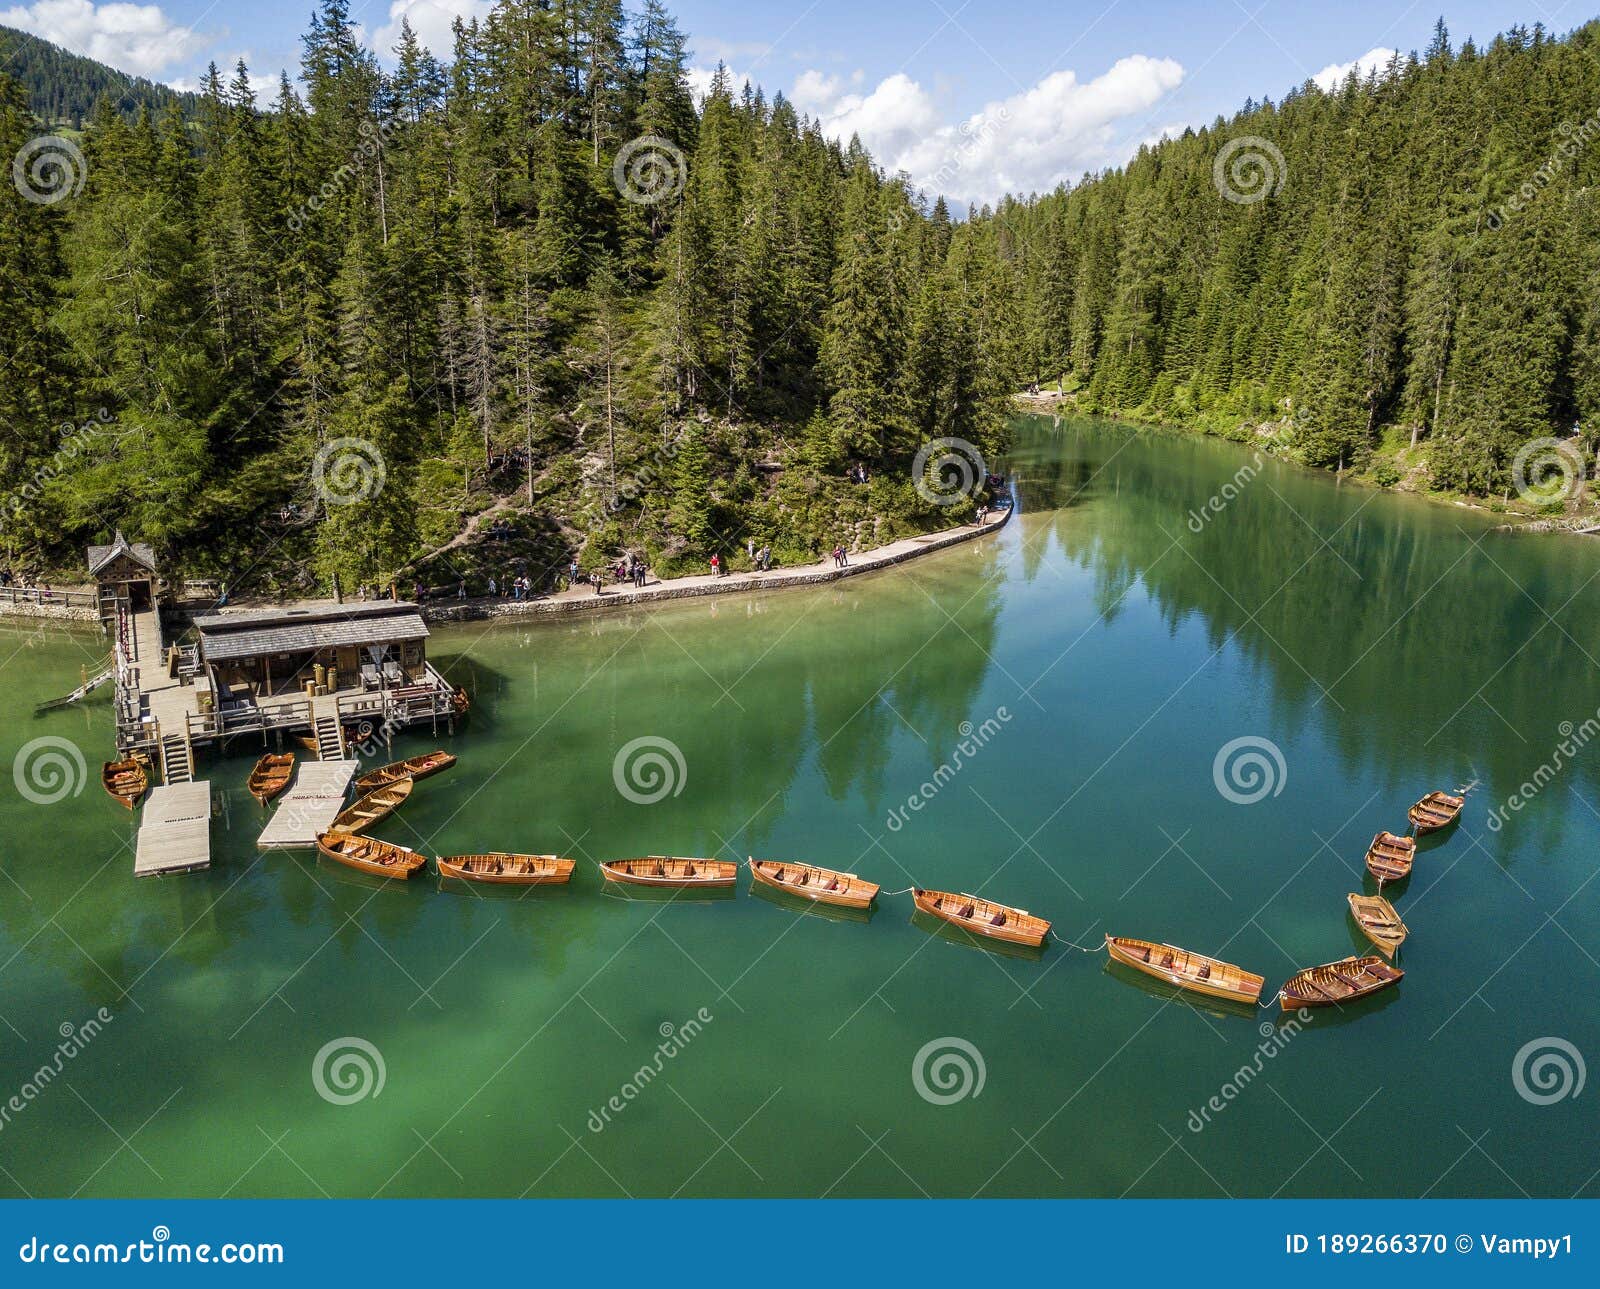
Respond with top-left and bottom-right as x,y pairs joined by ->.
86,531 -> 158,611
192,600 -> 433,704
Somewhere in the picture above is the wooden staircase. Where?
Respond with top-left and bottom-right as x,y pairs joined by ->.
160,729 -> 194,785
312,710 -> 346,761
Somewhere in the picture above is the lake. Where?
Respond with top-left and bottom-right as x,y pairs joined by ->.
1,414 -> 1595,1198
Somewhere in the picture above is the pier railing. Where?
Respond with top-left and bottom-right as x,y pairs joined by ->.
0,584 -> 97,608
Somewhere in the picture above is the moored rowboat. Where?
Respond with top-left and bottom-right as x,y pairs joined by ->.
748,857 -> 879,908
1347,892 -> 1408,957
102,754 -> 149,810
354,750 -> 457,792
600,857 -> 738,888
1278,954 -> 1403,1010
330,777 -> 413,834
913,888 -> 1050,947
1408,790 -> 1464,834
1104,935 -> 1264,1005
247,752 -> 295,805
315,830 -> 426,879
1365,830 -> 1415,884
437,853 -> 574,885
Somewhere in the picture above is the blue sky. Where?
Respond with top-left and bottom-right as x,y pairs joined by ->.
1,0 -> 1583,202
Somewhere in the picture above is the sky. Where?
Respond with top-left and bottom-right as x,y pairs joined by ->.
0,0 -> 1586,204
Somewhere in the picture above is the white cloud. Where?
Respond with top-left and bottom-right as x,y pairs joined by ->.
1311,47 -> 1397,92
367,0 -> 493,62
797,54 -> 1186,205
0,0 -> 202,77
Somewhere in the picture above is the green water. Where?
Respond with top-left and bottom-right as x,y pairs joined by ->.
2,416 -> 1596,1198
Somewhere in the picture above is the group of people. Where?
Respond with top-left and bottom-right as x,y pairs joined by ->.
485,573 -> 539,600
0,569 -> 54,597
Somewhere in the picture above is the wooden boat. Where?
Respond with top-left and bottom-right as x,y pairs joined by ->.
600,857 -> 738,888
1278,954 -> 1403,1010
1347,892 -> 1409,957
1408,790 -> 1464,834
437,853 -> 574,885
748,857 -> 879,909
329,776 -> 413,834
1104,935 -> 1265,1005
913,888 -> 1050,947
354,750 -> 457,792
101,754 -> 149,810
1364,830 -> 1415,884
315,829 -> 425,879
247,752 -> 295,805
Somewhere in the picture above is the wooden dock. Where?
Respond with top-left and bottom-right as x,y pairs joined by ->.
257,760 -> 358,849
134,781 -> 213,877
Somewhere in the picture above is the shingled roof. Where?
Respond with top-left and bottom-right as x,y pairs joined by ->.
199,610 -> 429,663
86,530 -> 158,577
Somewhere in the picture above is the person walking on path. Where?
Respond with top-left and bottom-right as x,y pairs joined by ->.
590,571 -> 604,596
457,579 -> 467,599
710,553 -> 721,577
747,537 -> 755,562
488,575 -> 497,597
839,545 -> 849,567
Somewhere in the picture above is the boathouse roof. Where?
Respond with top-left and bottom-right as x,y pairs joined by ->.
86,530 -> 158,577
195,600 -> 429,663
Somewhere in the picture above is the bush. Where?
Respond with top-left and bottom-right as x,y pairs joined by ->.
1372,463 -> 1401,488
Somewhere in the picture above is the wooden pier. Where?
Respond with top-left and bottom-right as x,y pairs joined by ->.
134,781 -> 213,877
257,760 -> 358,849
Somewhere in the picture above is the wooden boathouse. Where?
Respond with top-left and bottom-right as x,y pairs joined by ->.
89,538 -> 461,875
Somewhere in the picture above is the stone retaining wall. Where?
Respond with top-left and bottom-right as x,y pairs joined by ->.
422,508 -> 1012,625
0,599 -> 99,624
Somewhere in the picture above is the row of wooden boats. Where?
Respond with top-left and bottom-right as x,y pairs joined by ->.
1117,788 -> 1460,1011
257,747 -> 1461,1016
